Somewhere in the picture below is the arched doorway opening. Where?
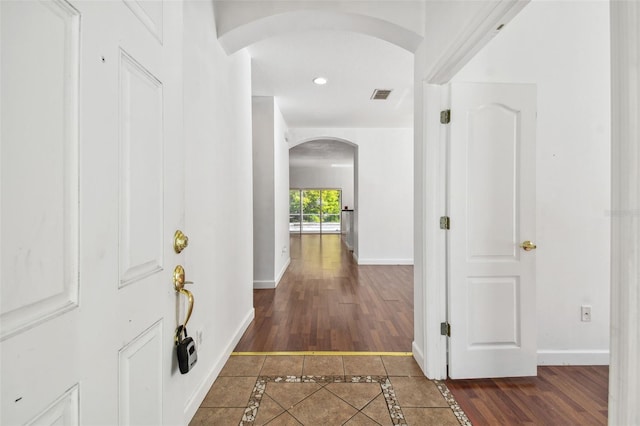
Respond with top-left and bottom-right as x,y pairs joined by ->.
289,138 -> 358,248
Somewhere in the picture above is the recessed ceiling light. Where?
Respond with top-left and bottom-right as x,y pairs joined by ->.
313,77 -> 328,85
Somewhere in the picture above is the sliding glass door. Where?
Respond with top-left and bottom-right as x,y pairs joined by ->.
289,190 -> 302,232
301,189 -> 321,232
289,189 -> 341,234
320,189 -> 341,233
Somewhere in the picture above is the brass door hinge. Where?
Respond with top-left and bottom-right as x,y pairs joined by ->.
440,322 -> 451,337
440,216 -> 450,230
440,109 -> 451,124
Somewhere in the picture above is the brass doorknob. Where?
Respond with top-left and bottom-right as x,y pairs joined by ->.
173,265 -> 185,290
520,240 -> 537,251
174,230 -> 189,254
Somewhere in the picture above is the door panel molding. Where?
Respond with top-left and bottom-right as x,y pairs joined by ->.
123,0 -> 164,44
0,0 -> 80,341
118,320 -> 163,426
25,384 -> 79,426
118,49 -> 164,288
467,276 -> 520,347
466,103 -> 520,262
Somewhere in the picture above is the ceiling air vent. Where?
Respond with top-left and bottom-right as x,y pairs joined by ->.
370,89 -> 393,100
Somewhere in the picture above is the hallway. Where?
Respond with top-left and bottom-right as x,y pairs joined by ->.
192,235 -> 609,425
191,241 -> 466,425
235,234 -> 413,352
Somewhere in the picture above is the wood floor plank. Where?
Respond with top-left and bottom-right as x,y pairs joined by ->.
447,366 -> 609,425
234,234 -> 413,352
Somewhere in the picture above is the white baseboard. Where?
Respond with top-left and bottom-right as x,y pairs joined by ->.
253,280 -> 275,289
356,258 -> 414,265
253,258 -> 291,289
412,341 -> 426,376
537,349 -> 610,366
352,252 -> 359,263
275,257 -> 290,286
184,307 -> 255,423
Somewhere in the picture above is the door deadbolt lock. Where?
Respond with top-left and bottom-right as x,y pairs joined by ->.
520,240 -> 537,251
174,230 -> 189,254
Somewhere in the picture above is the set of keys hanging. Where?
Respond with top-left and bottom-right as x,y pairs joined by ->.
173,230 -> 197,374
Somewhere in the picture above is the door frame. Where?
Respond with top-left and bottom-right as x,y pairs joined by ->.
415,0 -> 533,380
417,9 -> 635,421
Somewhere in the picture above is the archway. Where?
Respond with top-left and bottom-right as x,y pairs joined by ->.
289,138 -> 359,253
216,9 -> 422,54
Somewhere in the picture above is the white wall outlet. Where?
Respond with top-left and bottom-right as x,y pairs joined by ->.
581,305 -> 592,322
196,328 -> 204,346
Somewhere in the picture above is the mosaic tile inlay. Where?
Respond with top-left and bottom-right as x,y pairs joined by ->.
192,355 -> 471,426
237,375 -> 468,425
435,380 -> 472,426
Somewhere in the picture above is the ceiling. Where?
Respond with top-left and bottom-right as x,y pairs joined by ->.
248,29 -> 414,129
289,139 -> 355,168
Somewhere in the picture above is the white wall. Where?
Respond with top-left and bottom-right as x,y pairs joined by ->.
273,103 -> 291,285
252,97 -> 275,284
183,0 -> 254,421
252,97 -> 290,288
289,165 -> 355,209
453,0 -> 611,365
290,128 -> 414,265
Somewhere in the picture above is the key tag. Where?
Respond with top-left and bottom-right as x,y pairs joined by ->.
176,324 -> 197,374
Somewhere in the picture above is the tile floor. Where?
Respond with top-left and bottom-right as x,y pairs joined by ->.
190,354 -> 471,426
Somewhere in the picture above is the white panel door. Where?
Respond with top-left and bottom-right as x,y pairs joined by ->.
448,83 -> 537,379
1,1 -> 187,424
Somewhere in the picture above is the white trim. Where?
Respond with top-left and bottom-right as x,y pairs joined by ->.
184,307 -> 255,424
352,252 -> 359,263
253,258 -> 290,289
412,341 -> 426,375
426,0 -> 530,84
609,1 -> 640,424
537,350 -> 610,366
253,280 -> 276,289
420,84 -> 449,380
356,258 -> 413,265
275,257 -> 291,286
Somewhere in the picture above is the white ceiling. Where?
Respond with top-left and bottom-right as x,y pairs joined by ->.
248,29 -> 414,129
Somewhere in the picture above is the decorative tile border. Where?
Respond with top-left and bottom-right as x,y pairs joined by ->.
434,380 -> 473,426
240,376 -> 470,426
240,378 -> 265,425
381,378 -> 408,425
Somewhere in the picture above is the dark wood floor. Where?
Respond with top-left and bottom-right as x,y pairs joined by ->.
234,234 -> 414,352
447,366 -> 609,425
235,233 -> 610,424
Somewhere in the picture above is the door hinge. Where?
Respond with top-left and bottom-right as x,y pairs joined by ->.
440,322 -> 451,337
440,109 -> 451,124
439,216 -> 450,230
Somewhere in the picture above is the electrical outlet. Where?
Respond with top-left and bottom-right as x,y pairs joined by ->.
581,305 -> 592,322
